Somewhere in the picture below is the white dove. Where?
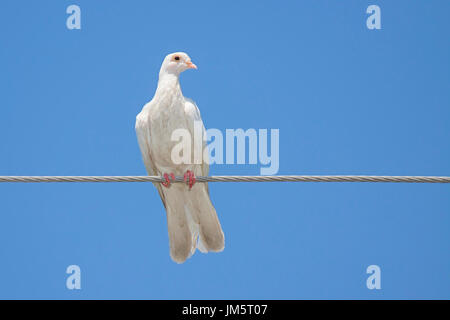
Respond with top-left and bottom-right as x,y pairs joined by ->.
135,52 -> 225,263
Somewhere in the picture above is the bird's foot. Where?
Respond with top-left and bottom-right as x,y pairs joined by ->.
183,170 -> 196,190
161,173 -> 176,188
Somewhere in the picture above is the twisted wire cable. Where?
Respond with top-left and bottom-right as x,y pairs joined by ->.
0,175 -> 449,183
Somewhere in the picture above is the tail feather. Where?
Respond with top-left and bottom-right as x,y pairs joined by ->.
163,187 -> 192,263
160,183 -> 224,263
187,185 -> 225,253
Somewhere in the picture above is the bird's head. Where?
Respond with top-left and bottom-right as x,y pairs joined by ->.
159,52 -> 197,77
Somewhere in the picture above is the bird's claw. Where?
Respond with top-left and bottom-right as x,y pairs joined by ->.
161,173 -> 176,188
183,170 -> 196,189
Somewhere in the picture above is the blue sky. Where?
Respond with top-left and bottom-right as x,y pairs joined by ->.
0,0 -> 449,299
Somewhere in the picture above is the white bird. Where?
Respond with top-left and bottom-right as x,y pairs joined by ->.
135,52 -> 225,263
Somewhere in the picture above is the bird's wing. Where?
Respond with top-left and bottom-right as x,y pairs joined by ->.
184,97 -> 210,191
183,97 -> 224,254
135,105 -> 167,208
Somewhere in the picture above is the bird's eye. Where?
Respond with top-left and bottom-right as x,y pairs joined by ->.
174,56 -> 180,61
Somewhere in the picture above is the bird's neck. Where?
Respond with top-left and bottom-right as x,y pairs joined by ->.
155,73 -> 182,98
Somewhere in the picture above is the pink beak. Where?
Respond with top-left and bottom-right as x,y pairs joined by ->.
186,61 -> 198,69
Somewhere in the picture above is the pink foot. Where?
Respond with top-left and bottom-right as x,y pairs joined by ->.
183,170 -> 196,189
161,173 -> 176,188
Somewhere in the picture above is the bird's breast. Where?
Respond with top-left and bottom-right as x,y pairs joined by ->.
148,97 -> 192,171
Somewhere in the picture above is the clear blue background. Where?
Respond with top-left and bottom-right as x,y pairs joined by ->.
0,0 -> 449,299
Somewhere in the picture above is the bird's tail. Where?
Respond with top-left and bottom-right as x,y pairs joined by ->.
161,184 -> 224,263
